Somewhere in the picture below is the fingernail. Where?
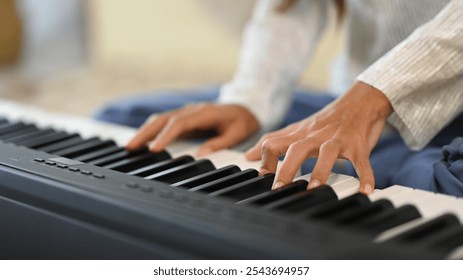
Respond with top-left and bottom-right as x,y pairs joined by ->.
308,179 -> 321,189
259,168 -> 271,176
364,184 -> 374,194
125,141 -> 135,149
272,181 -> 284,190
149,141 -> 158,152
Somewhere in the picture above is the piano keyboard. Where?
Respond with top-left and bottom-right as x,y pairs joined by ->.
1,99 -> 463,259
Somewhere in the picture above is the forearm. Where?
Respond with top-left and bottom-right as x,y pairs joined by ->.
218,0 -> 330,131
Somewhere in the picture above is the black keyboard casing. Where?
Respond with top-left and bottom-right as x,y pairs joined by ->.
0,142 -> 438,259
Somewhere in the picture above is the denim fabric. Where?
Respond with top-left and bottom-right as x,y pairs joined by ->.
434,137 -> 463,197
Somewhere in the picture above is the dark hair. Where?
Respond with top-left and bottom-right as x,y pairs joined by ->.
276,0 -> 345,21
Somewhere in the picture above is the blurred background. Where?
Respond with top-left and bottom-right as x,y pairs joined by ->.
0,0 -> 343,118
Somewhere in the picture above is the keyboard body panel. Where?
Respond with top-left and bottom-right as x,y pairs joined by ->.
0,141 -> 435,259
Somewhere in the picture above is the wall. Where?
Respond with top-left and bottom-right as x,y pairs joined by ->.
88,0 -> 344,89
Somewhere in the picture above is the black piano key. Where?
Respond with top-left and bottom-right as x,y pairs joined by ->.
0,122 -> 24,132
7,128 -> 56,144
189,169 -> 258,193
304,193 -> 371,220
88,148 -> 150,166
128,155 -> 195,177
261,185 -> 338,212
104,151 -> 171,172
237,180 -> 308,205
425,226 -> 463,254
19,132 -> 78,149
145,159 -> 216,184
330,199 -> 395,225
74,146 -> 125,162
353,204 -> 422,235
0,120 -> 16,128
0,119 -> 11,126
385,213 -> 461,245
208,174 -> 275,201
0,122 -> 30,135
39,135 -> 85,153
0,125 -> 39,141
171,165 -> 241,189
54,138 -> 116,158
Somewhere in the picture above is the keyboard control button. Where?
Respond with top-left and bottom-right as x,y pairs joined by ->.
45,161 -> 56,166
93,173 -> 105,179
140,185 -> 153,193
80,170 -> 92,175
125,182 -> 138,189
174,193 -> 189,203
68,167 -> 80,172
56,164 -> 68,169
159,189 -> 173,198
34,158 -> 45,163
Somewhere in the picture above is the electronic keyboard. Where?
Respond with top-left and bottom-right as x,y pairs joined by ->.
1,99 -> 462,259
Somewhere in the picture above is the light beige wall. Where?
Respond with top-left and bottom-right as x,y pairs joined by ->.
303,19 -> 344,89
88,0 -> 343,90
89,0 -> 240,70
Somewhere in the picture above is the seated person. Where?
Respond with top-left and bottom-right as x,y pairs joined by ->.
95,0 -> 463,196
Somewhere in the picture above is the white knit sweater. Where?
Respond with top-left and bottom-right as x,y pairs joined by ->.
218,0 -> 463,150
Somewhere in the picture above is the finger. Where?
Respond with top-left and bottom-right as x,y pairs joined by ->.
245,126 -> 295,161
273,138 -> 318,189
196,129 -> 246,157
149,110 -> 215,152
307,140 -> 341,189
351,152 -> 375,194
258,135 -> 299,176
126,114 -> 171,150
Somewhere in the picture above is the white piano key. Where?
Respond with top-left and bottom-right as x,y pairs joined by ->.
417,194 -> 463,222
368,185 -> 414,202
326,173 -> 354,185
330,177 -> 360,199
375,191 -> 463,243
386,190 -> 462,221
387,188 -> 433,207
202,149 -> 262,170
291,173 -> 359,198
447,245 -> 463,260
294,172 -> 338,184
168,141 -> 200,157
449,207 -> 463,223
294,173 -> 312,182
295,172 -> 349,183
374,218 -> 428,243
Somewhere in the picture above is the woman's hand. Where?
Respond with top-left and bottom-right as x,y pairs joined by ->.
245,81 -> 393,194
126,103 -> 260,156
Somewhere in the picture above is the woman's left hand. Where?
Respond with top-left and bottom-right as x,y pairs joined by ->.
245,81 -> 393,194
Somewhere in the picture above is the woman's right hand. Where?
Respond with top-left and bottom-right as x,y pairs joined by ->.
126,103 -> 260,156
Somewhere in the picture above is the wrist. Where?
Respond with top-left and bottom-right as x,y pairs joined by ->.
339,81 -> 393,121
